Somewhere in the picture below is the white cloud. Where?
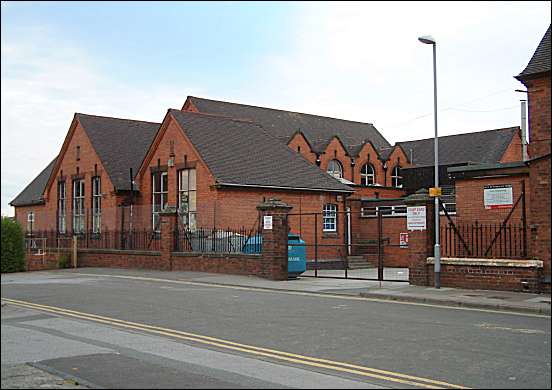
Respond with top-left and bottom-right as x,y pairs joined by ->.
249,1 -> 550,142
1,28 -> 205,216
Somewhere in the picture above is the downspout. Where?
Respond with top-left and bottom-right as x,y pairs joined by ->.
520,100 -> 529,162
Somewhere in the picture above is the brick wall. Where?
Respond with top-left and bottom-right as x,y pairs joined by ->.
355,212 -> 452,267
499,129 -> 523,163
15,205 -> 48,233
528,156 -> 551,281
171,253 -> 262,275
524,74 -> 551,159
521,73 -> 551,289
426,259 -> 543,293
287,133 -> 318,165
455,175 -> 530,225
25,251 -> 65,271
15,119 -> 121,234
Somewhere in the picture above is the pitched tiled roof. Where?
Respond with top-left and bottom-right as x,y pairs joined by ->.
397,127 -> 519,168
517,25 -> 551,79
186,96 -> 391,156
169,110 -> 353,193
76,113 -> 160,190
10,157 -> 57,206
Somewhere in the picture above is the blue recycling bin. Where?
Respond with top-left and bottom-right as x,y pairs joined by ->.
287,233 -> 306,278
242,233 -> 306,278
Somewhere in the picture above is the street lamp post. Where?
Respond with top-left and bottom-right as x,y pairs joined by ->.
418,35 -> 441,289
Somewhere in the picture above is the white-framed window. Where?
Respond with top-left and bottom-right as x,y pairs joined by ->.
361,205 -> 407,217
57,181 -> 66,234
72,179 -> 85,233
178,168 -> 197,231
327,160 -> 343,179
323,203 -> 337,232
391,166 -> 402,188
152,171 -> 168,231
360,163 -> 375,186
27,212 -> 35,234
439,202 -> 457,215
92,176 -> 101,233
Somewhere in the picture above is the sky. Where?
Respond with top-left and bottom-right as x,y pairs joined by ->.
1,1 -> 550,216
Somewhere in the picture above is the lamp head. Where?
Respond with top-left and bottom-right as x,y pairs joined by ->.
418,35 -> 436,45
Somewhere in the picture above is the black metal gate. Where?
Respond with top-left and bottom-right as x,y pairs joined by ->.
287,210 -> 409,282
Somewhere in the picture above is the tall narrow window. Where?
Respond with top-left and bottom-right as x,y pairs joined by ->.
178,169 -> 197,231
72,179 -> 85,233
327,160 -> 343,179
391,166 -> 402,188
76,146 -> 80,161
323,204 -> 337,232
27,212 -> 35,234
360,164 -> 375,186
152,171 -> 168,231
57,181 -> 66,234
92,176 -> 101,233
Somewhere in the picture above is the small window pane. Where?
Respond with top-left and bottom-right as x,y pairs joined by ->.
189,191 -> 197,211
189,169 -> 196,190
180,170 -> 189,191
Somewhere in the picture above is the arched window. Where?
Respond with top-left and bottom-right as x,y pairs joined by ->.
391,166 -> 402,188
360,164 -> 375,186
327,160 -> 343,179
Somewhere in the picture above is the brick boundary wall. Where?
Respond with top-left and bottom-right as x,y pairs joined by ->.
427,257 -> 543,293
171,252 -> 262,275
25,251 -> 65,271
23,199 -> 292,281
26,248 -> 268,277
405,189 -> 546,292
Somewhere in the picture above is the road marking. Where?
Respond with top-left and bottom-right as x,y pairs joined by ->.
76,272 -> 550,318
2,297 -> 468,389
476,323 -> 546,334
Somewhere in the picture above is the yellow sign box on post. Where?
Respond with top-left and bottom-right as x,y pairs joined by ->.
429,187 -> 442,197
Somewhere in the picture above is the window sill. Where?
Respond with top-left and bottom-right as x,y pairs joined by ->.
322,232 -> 339,238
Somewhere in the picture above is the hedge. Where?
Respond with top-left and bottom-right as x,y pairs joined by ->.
1,217 -> 26,273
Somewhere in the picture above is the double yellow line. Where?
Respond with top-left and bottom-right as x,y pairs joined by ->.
2,297 -> 468,389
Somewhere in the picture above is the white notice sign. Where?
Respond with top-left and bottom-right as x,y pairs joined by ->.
407,206 -> 426,231
263,216 -> 273,230
484,184 -> 513,209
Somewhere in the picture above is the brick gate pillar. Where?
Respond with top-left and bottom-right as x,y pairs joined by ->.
405,189 -> 434,286
159,206 -> 178,271
256,199 -> 292,280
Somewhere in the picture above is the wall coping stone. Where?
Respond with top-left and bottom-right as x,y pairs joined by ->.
427,257 -> 543,268
77,248 -> 161,256
172,252 -> 261,259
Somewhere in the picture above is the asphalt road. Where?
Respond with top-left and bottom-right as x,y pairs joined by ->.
1,270 -> 550,389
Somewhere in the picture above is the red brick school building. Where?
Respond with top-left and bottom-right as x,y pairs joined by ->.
11,26 -> 550,292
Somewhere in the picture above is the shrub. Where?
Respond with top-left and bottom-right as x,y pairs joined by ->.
58,253 -> 70,269
1,217 -> 26,273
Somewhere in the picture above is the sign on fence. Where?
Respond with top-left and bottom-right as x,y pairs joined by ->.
399,232 -> 409,247
484,184 -> 513,209
407,206 -> 426,231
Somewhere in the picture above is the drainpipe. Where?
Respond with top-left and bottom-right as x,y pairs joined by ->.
520,100 -> 528,162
